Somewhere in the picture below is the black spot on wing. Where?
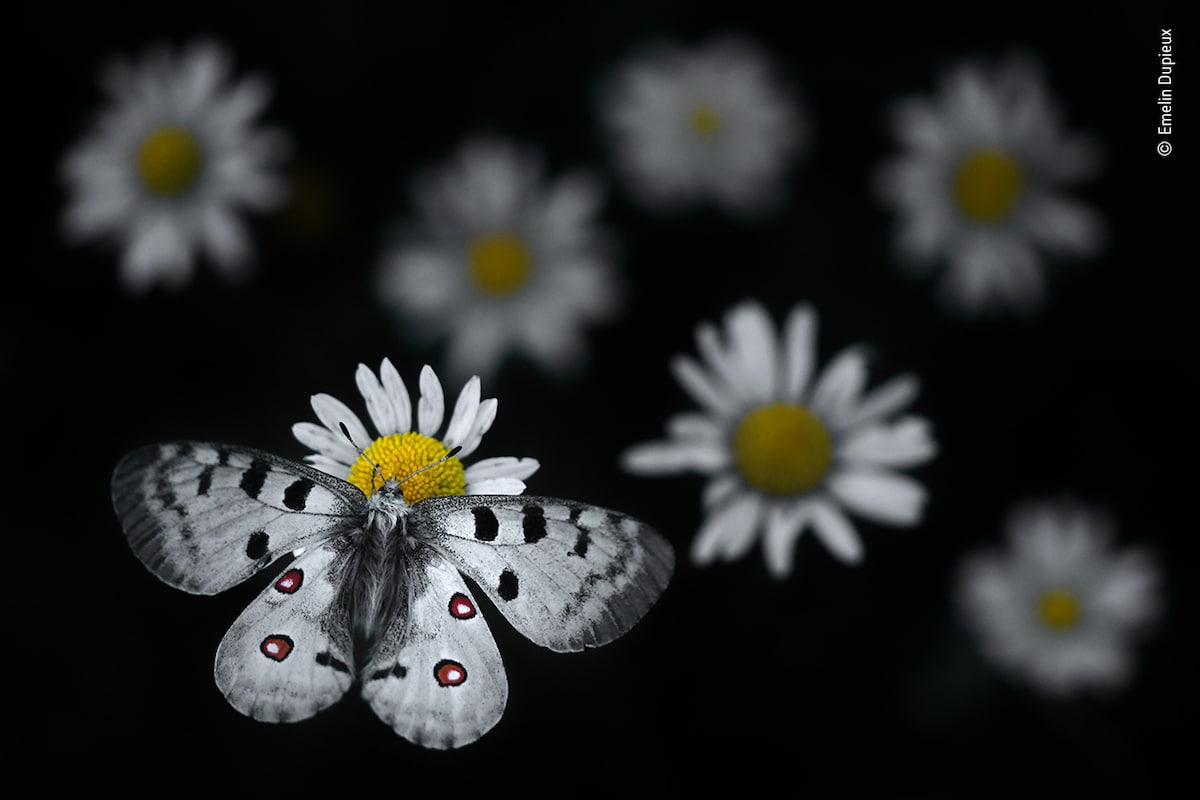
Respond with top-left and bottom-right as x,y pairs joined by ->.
572,528 -> 590,558
197,464 -> 214,496
498,568 -> 518,601
369,663 -> 408,681
283,478 -> 314,511
217,447 -> 231,466
315,651 -> 351,674
522,505 -> 547,543
472,507 -> 499,541
246,530 -> 269,560
240,458 -> 270,499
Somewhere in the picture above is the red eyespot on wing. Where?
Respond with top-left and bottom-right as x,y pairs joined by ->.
448,592 -> 476,619
261,635 -> 294,662
275,569 -> 304,594
434,659 -> 467,687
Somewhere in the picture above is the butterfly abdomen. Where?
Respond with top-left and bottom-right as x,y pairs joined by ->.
343,502 -> 410,666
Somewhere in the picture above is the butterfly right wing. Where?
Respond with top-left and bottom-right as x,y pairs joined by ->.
360,544 -> 508,749
112,442 -> 368,594
214,537 -> 358,724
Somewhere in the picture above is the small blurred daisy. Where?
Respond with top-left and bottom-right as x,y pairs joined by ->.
622,300 -> 936,577
875,53 -> 1103,315
61,39 -> 289,293
293,359 -> 539,502
956,500 -> 1162,696
376,137 -> 621,383
597,35 -> 805,217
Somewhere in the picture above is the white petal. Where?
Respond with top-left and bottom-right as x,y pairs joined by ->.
621,438 -> 728,474
309,393 -> 371,457
762,501 -> 813,578
837,417 -> 937,468
458,398 -> 498,459
355,363 -> 398,437
417,365 -> 445,437
665,412 -> 724,442
442,376 -> 481,450
827,468 -> 928,527
724,300 -> 777,402
809,345 -> 870,424
464,456 -> 541,482
841,373 -> 921,429
810,499 -> 864,564
690,492 -> 763,565
379,358 -> 413,434
780,303 -> 817,400
467,477 -> 527,495
303,454 -> 352,480
702,473 -> 741,509
292,421 -> 352,464
670,354 -> 735,418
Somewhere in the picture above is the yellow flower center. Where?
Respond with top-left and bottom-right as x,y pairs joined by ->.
136,126 -> 204,196
347,432 -> 466,502
1036,588 -> 1083,631
466,233 -> 533,296
687,103 -> 722,138
732,403 -> 833,496
951,148 -> 1024,223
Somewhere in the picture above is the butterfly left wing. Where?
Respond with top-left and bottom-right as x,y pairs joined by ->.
214,537 -> 359,723
410,495 -> 675,653
361,544 -> 508,749
112,442 -> 368,594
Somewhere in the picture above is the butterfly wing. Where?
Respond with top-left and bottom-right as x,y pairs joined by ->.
111,442 -> 367,594
361,544 -> 507,749
410,495 -> 675,653
214,537 -> 358,723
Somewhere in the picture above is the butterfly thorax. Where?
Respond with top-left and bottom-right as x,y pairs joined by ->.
343,481 -> 415,664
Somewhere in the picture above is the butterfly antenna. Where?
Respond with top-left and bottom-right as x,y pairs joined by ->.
398,445 -> 463,489
339,422 -> 385,495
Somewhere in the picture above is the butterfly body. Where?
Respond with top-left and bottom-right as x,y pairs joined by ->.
112,441 -> 673,748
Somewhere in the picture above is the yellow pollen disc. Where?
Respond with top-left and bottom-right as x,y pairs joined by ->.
347,432 -> 466,502
466,233 -> 533,297
688,103 -> 722,138
732,402 -> 833,497
1036,588 -> 1083,631
136,126 -> 203,196
951,148 -> 1025,223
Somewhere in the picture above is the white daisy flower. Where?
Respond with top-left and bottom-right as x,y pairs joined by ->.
293,359 -> 540,503
875,53 -> 1103,315
956,499 -> 1162,696
597,34 -> 805,217
61,39 -> 289,293
622,299 -> 937,577
375,137 -> 621,383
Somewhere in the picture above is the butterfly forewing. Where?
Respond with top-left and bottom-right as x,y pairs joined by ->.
361,545 -> 508,749
411,495 -> 676,653
215,538 -> 358,723
112,442 -> 368,594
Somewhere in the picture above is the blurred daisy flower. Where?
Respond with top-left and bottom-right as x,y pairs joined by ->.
597,35 -> 805,217
61,39 -> 289,293
376,137 -> 621,383
622,300 -> 936,577
293,359 -> 539,502
956,500 -> 1162,696
875,53 -> 1103,315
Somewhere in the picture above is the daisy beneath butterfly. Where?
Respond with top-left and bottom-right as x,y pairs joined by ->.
875,53 -> 1103,315
292,359 -> 540,502
61,39 -> 289,293
597,34 -> 805,217
375,137 -> 621,383
956,499 -> 1162,696
623,299 -> 937,578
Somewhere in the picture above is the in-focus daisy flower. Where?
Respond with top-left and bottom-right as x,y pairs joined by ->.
61,39 -> 289,293
293,359 -> 539,502
376,137 -> 621,383
597,34 -> 805,217
875,53 -> 1103,315
956,499 -> 1162,696
622,300 -> 936,577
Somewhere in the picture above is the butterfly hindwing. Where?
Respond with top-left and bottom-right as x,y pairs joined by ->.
411,495 -> 675,652
112,442 -> 368,594
214,538 -> 358,723
361,544 -> 508,750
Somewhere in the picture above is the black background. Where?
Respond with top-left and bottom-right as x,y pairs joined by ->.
15,3 -> 1188,794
